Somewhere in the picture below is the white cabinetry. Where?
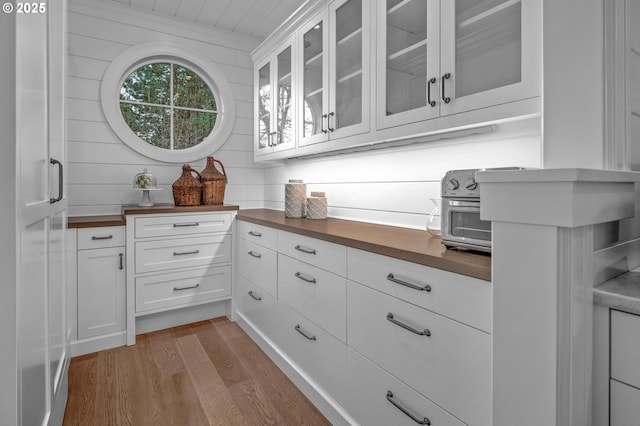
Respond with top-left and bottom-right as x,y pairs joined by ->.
126,211 -> 235,345
76,226 -> 126,340
610,309 -> 640,425
234,219 -> 492,425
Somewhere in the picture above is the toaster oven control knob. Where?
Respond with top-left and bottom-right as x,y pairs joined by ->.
446,178 -> 459,190
464,178 -> 478,190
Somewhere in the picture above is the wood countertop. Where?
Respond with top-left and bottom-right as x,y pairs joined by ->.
237,209 -> 491,282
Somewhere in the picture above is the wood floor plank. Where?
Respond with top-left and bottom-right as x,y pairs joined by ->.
64,354 -> 98,426
174,333 -> 249,426
228,378 -> 287,425
196,325 -> 250,387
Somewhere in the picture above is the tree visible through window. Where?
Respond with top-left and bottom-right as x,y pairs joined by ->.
119,63 -> 217,150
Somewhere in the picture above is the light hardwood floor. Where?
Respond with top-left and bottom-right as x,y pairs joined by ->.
63,317 -> 331,425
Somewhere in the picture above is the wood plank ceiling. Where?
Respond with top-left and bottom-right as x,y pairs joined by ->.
99,0 -> 310,40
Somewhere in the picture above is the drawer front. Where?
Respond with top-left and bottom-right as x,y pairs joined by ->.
237,220 -> 277,249
237,238 -> 277,298
611,310 -> 640,389
136,265 -> 231,313
78,226 -> 125,250
347,280 -> 491,426
278,254 -> 347,342
348,248 -> 492,332
134,213 -> 232,239
345,349 -> 466,426
277,300 -> 348,406
135,234 -> 231,274
611,379 -> 640,426
278,231 -> 346,276
236,274 -> 279,343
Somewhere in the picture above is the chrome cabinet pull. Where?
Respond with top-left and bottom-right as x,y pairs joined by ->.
427,77 -> 437,107
295,272 -> 316,284
119,253 -> 123,270
387,273 -> 431,292
173,283 -> 200,291
248,231 -> 262,237
294,245 -> 316,255
173,222 -> 199,228
50,158 -> 63,204
248,251 -> 262,259
295,324 -> 316,341
441,72 -> 451,104
328,111 -> 335,132
386,313 -> 431,337
321,114 -> 328,134
173,250 -> 200,256
248,291 -> 262,301
91,235 -> 113,241
386,391 -> 431,425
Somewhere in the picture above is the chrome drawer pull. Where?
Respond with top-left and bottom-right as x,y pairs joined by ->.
248,231 -> 262,237
173,222 -> 199,228
248,251 -> 262,259
294,245 -> 316,255
386,391 -> 431,425
91,235 -> 113,240
173,250 -> 200,256
173,283 -> 200,291
248,291 -> 262,301
295,272 -> 316,284
295,324 -> 316,341
387,273 -> 431,292
386,313 -> 431,337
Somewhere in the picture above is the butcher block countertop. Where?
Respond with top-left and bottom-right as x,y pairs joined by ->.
238,209 -> 491,282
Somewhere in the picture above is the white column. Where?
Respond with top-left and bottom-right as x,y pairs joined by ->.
476,168 -> 639,426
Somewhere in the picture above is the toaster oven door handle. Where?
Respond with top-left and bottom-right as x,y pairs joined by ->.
447,200 -> 480,208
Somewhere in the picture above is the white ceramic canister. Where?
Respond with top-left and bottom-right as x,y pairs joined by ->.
285,179 -> 307,218
306,191 -> 327,220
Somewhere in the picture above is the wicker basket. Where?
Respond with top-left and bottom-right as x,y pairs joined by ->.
200,157 -> 227,205
172,164 -> 202,206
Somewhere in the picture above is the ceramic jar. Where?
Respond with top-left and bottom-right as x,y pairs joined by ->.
285,179 -> 306,218
306,191 -> 327,220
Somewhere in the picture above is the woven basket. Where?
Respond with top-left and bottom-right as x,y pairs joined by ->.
172,164 -> 202,206
200,157 -> 227,205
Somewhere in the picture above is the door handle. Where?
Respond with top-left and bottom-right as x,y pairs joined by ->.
50,158 -> 63,203
441,73 -> 451,104
427,77 -> 437,107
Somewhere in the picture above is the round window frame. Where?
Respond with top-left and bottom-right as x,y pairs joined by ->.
101,43 -> 236,163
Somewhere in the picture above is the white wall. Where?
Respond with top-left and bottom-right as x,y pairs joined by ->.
264,118 -> 542,229
66,0 -> 265,216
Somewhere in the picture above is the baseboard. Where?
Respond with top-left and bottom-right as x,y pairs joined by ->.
135,300 -> 230,335
70,331 -> 127,357
234,312 -> 357,426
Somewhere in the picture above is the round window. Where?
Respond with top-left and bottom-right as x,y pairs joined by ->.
101,44 -> 236,163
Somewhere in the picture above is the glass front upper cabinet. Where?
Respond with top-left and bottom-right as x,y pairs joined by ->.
299,0 -> 370,147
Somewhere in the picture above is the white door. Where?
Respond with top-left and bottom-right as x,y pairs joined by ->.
16,0 -> 68,424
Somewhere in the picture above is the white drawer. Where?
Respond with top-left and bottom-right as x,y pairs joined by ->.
278,254 -> 347,342
611,310 -> 640,389
135,265 -> 231,313
135,234 -> 231,274
348,248 -> 492,332
237,238 -> 277,298
277,300 -> 348,406
611,379 -> 640,426
134,213 -> 232,238
347,280 -> 491,426
345,348 -> 466,426
77,226 -> 125,250
236,274 -> 279,343
237,220 -> 277,249
278,230 -> 346,276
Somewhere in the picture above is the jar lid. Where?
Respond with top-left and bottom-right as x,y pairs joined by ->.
310,191 -> 325,197
288,179 -> 304,183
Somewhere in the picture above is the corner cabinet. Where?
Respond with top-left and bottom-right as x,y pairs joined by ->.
377,0 -> 541,130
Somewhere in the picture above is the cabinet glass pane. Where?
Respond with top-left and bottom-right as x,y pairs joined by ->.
335,0 -> 362,129
277,47 -> 294,146
303,22 -> 324,137
385,0 -> 428,116
258,63 -> 271,150
455,0 -> 522,98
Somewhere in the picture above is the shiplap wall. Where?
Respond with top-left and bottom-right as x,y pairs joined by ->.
264,118 -> 542,229
66,0 -> 265,216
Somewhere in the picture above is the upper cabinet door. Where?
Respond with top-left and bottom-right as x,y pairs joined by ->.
256,57 -> 273,154
439,0 -> 541,115
376,0 -> 441,129
328,0 -> 370,140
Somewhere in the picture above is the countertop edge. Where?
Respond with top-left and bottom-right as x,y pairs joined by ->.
594,268 -> 640,316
